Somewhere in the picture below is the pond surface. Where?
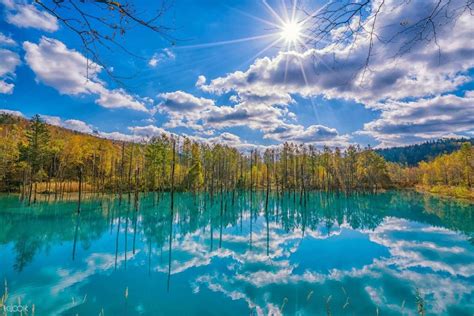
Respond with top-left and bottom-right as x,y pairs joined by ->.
0,191 -> 473,315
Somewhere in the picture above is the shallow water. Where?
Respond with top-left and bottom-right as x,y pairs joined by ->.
0,191 -> 473,315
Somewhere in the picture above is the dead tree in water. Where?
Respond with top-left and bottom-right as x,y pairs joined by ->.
170,137 -> 177,211
119,142 -> 125,205
134,167 -> 140,211
127,145 -> 134,203
77,166 -> 83,214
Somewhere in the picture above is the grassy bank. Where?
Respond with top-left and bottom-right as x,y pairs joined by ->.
416,185 -> 474,202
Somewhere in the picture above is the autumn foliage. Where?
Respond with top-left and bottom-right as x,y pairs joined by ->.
0,114 -> 472,201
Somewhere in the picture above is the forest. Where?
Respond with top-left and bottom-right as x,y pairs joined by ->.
376,138 -> 474,166
0,114 -> 472,203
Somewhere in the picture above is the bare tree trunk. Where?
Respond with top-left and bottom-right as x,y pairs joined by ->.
119,142 -> 125,205
28,169 -> 33,206
128,144 -> 134,203
77,166 -> 83,214
134,167 -> 139,211
170,138 -> 177,211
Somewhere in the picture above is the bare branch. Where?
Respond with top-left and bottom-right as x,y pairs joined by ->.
34,0 -> 175,84
303,0 -> 473,80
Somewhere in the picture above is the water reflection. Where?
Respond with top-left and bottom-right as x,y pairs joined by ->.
0,191 -> 473,315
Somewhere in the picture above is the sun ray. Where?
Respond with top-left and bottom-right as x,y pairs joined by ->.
281,20 -> 302,43
300,1 -> 331,25
299,32 -> 322,43
262,0 -> 287,26
227,6 -> 282,30
174,33 -> 279,50
291,0 -> 298,22
297,55 -> 310,89
280,0 -> 290,22
284,42 -> 292,83
297,37 -> 340,77
236,37 -> 284,75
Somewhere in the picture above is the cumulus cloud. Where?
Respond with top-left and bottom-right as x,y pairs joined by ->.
156,90 -> 347,146
205,101 -> 286,131
362,93 -> 474,147
148,48 -> 175,67
0,48 -> 20,94
97,131 -> 145,142
40,114 -> 164,142
23,37 -> 148,112
41,115 -> 94,134
199,37 -> 471,107
206,102 -> 349,146
195,75 -> 206,88
157,91 -> 215,130
62,119 -> 94,134
190,132 -> 259,151
0,32 -> 16,46
264,123 -> 350,145
124,123 -> 260,151
1,0 -> 58,32
0,108 -> 24,117
128,124 -> 169,137
194,0 -> 473,146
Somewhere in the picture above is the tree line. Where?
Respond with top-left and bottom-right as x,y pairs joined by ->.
0,114 -> 472,204
376,138 -> 474,166
388,142 -> 473,199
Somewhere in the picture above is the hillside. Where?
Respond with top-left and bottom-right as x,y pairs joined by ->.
376,138 -> 474,166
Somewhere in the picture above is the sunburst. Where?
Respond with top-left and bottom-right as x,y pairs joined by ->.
280,21 -> 302,43
169,0 -> 319,85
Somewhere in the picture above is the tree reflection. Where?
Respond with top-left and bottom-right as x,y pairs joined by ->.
0,191 -> 472,272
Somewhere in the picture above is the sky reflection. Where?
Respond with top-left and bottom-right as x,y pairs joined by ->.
0,191 -> 473,315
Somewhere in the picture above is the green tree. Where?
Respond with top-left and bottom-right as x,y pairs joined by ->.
20,115 -> 50,204
186,143 -> 204,192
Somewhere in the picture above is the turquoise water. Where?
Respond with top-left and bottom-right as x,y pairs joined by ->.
0,191 -> 473,315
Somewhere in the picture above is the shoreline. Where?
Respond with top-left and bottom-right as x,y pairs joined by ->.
415,185 -> 474,203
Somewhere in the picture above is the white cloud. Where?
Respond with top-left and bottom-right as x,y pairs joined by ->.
199,38 -> 472,106
124,124 -> 261,151
362,93 -> 474,147
205,101 -> 285,131
0,32 -> 16,46
190,132 -> 259,151
95,131 -> 144,142
128,124 -> 169,137
148,48 -> 175,67
0,81 -> 14,94
156,90 -> 347,146
0,108 -> 24,117
264,123 -> 350,145
194,0 -> 473,146
157,91 -> 215,130
62,119 -> 94,134
195,75 -> 206,88
0,48 -> 20,94
1,1 -> 58,32
94,86 -> 149,111
40,115 -> 94,134
39,113 -> 160,142
23,37 -> 148,112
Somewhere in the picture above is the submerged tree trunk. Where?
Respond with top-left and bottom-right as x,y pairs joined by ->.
77,166 -> 83,214
170,138 -> 177,211
119,142 -> 125,205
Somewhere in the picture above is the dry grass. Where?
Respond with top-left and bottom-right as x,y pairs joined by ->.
32,181 -> 94,193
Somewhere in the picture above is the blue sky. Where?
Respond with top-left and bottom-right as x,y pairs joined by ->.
0,0 -> 472,149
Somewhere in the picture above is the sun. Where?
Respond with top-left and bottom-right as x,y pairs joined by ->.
280,21 -> 302,43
